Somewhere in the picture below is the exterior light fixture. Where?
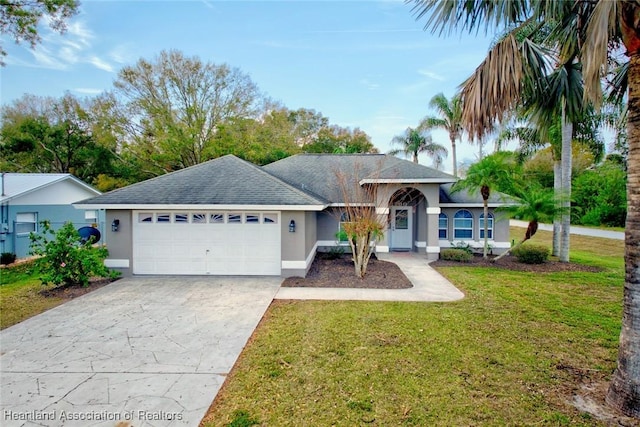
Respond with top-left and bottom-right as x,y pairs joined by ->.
111,219 -> 120,232
289,219 -> 296,232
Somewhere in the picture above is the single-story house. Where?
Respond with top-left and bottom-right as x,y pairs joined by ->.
0,173 -> 104,258
75,154 -> 509,277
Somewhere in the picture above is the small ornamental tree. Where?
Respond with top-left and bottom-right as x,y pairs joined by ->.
29,221 -> 115,288
334,163 -> 385,278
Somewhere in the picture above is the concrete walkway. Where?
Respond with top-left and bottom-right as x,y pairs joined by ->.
0,276 -> 281,427
510,220 -> 624,240
275,252 -> 464,302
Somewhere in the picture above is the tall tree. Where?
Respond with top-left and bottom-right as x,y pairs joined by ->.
451,153 -> 512,259
0,93 -> 118,183
113,49 -> 263,173
419,92 -> 463,176
389,127 -> 447,166
410,0 -> 640,417
0,0 -> 79,64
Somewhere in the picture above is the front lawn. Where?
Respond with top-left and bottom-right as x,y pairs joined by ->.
202,229 -> 628,426
0,262 -> 66,330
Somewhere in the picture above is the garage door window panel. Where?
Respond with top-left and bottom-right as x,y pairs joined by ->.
138,213 -> 153,223
175,213 -> 188,223
192,213 -> 207,224
210,213 -> 224,224
157,213 -> 171,223
246,214 -> 260,223
228,213 -> 242,223
263,213 -> 278,224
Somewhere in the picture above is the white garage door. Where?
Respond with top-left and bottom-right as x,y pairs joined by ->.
132,211 -> 281,275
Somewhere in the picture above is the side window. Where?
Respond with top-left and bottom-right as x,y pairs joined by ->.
479,213 -> 494,239
16,212 -> 37,234
438,213 -> 448,240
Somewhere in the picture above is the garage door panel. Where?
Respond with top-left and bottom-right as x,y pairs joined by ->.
133,211 -> 281,275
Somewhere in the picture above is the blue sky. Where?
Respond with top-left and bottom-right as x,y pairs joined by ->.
0,0 -> 504,172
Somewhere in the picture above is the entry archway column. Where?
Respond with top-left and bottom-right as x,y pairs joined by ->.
426,207 -> 441,260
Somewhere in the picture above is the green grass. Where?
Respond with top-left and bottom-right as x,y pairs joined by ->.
203,228 -> 624,426
0,262 -> 65,330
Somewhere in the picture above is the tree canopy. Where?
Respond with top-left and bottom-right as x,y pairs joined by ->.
0,0 -> 79,64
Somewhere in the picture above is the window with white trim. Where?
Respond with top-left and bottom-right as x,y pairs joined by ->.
16,212 -> 37,234
479,213 -> 494,239
338,212 -> 350,242
438,213 -> 448,240
453,210 -> 473,239
84,210 -> 98,222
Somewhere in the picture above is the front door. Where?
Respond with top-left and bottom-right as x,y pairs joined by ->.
390,206 -> 412,250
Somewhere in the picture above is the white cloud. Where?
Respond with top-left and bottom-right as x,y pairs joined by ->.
88,56 -> 115,72
11,16 -> 117,73
418,69 -> 445,81
73,88 -> 104,95
359,78 -> 380,90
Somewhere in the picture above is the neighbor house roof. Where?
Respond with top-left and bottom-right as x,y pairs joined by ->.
75,155 -> 327,210
262,154 -> 456,203
0,173 -> 100,203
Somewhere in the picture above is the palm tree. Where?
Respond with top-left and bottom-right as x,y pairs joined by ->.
493,185 -> 562,261
419,93 -> 463,177
451,153 -> 512,259
389,127 -> 448,165
409,0 -> 640,417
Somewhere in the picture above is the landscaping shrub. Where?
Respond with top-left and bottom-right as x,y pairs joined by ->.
29,221 -> 118,288
512,244 -> 549,264
1,252 -> 17,265
440,248 -> 472,262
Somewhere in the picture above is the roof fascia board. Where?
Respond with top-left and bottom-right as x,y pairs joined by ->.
359,178 -> 457,185
73,203 -> 328,211
439,203 -> 509,208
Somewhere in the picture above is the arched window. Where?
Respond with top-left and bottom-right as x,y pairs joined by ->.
438,213 -> 448,240
453,210 -> 473,239
479,213 -> 494,239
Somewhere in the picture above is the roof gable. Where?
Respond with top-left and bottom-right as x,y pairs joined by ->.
262,154 -> 456,203
78,155 -> 326,207
0,173 -> 100,204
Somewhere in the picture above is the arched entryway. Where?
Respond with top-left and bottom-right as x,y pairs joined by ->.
388,187 -> 426,251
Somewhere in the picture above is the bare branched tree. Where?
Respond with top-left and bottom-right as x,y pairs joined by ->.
332,162 -> 385,278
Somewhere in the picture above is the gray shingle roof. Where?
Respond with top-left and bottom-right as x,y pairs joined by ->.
262,154 -> 456,203
78,155 -> 326,207
439,183 -> 509,204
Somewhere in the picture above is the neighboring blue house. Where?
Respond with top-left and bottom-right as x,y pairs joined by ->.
0,173 -> 103,258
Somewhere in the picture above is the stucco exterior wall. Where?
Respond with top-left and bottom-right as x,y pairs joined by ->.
103,210 -> 133,276
439,206 -> 510,254
281,210 -> 308,277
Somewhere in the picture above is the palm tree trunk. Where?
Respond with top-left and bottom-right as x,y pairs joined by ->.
606,50 -> 640,418
451,136 -> 458,177
553,159 -> 562,257
559,103 -> 572,263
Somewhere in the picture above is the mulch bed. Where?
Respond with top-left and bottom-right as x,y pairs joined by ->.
282,253 -> 413,289
39,277 -> 118,299
431,253 -> 603,273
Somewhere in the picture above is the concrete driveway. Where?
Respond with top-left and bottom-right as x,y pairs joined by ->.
0,276 -> 282,427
